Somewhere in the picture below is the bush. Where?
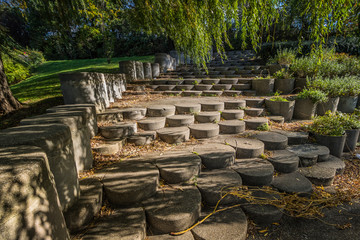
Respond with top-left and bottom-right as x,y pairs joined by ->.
308,112 -> 345,136
269,48 -> 297,65
297,88 -> 328,103
273,68 -> 293,79
3,54 -> 30,85
290,57 -> 318,78
307,76 -> 360,97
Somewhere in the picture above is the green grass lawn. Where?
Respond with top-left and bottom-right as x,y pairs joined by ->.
10,55 -> 154,103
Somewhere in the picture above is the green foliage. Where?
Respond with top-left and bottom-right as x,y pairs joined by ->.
269,48 -> 297,65
307,76 -> 360,97
308,112 -> 345,136
297,89 -> 328,103
273,69 -> 293,79
290,57 -> 319,78
257,123 -> 270,131
3,54 -> 30,85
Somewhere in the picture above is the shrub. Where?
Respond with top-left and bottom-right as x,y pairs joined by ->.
269,91 -> 289,102
297,88 -> 328,103
307,76 -> 360,97
269,48 -> 297,65
2,54 -> 30,85
290,57 -> 318,78
308,112 -> 345,136
273,68 -> 293,79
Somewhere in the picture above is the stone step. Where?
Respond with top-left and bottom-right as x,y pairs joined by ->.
244,107 -> 264,117
238,78 -> 253,84
316,155 -> 346,174
202,90 -> 223,96
196,169 -> 242,206
127,85 -> 146,91
166,115 -> 195,127
157,85 -> 177,91
194,84 -> 213,91
246,98 -> 265,108
253,132 -> 288,150
127,131 -> 156,146
223,90 -> 242,96
97,109 -> 123,122
189,123 -> 219,139
241,190 -> 283,225
151,151 -> 201,183
94,161 -> 159,205
157,127 -> 190,144
152,80 -> 169,85
201,79 -> 221,85
242,90 -> 257,96
271,172 -> 313,195
119,107 -> 147,120
214,67 -> 229,71
147,232 -> 194,240
226,137 -> 264,159
287,144 -> 330,167
191,207 -> 247,240
100,122 -> 137,139
220,78 -> 238,84
273,130 -> 309,145
267,150 -> 300,173
224,100 -> 246,110
148,85 -> 160,90
218,120 -> 246,134
81,207 -> 146,240
221,109 -> 245,120
147,105 -> 176,117
143,186 -> 201,234
212,84 -> 232,90
183,75 -> 196,78
175,103 -> 201,114
184,79 -> 201,85
123,91 -> 147,96
232,158 -> 274,186
182,90 -> 202,97
195,111 -> 221,123
201,102 -> 225,112
167,79 -> 184,85
64,178 -> 103,232
268,116 -> 285,124
175,85 -> 194,91
299,165 -> 336,186
244,117 -> 269,130
92,142 -> 120,155
193,143 -> 236,169
232,83 -> 251,90
163,91 -> 182,96
138,117 -> 166,131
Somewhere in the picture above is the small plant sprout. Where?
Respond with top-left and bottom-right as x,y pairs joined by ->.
257,123 -> 270,131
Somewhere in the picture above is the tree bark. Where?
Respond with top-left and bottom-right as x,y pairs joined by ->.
0,54 -> 22,114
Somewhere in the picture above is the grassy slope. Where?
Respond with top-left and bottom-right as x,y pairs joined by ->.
10,55 -> 154,103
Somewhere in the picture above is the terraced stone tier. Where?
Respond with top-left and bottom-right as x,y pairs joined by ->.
100,122 -> 137,139
268,116 -> 285,124
238,78 -> 252,84
196,169 -> 242,206
202,90 -> 223,96
226,138 -> 264,159
214,67 -> 229,71
224,100 -> 246,109
175,103 -> 201,114
267,150 -> 299,173
218,120 -> 245,134
147,105 -> 176,117
244,118 -> 268,130
92,142 -> 119,155
119,107 -> 147,120
212,84 -> 232,90
194,84 -> 213,91
244,108 -> 264,117
193,143 -> 236,169
175,85 -> 194,91
246,98 -> 265,108
81,207 -> 146,240
195,111 -> 221,123
152,79 -> 168,85
189,123 -> 219,139
232,158 -> 274,186
97,109 -> 123,122
64,178 -> 103,232
138,117 -> 166,131
152,151 -> 201,183
143,186 -> 201,234
271,172 -> 313,195
223,90 -> 242,96
221,109 -> 245,120
299,165 -> 336,186
182,90 -> 202,97
201,101 -> 225,112
191,207 -> 247,240
273,130 -> 309,145
253,132 -> 288,150
157,85 -> 177,91
202,79 -> 220,85
127,131 -> 156,146
166,115 -> 195,127
167,79 -> 184,85
317,155 -> 345,174
184,79 -> 201,85
163,91 -> 182,96
94,161 -> 159,205
147,232 -> 194,240
242,90 -> 257,96
157,127 -> 190,144
287,144 -> 330,164
241,190 -> 283,225
220,78 -> 238,84
232,84 -> 251,90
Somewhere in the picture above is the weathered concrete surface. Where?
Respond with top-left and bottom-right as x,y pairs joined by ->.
193,143 -> 235,169
0,146 -> 69,240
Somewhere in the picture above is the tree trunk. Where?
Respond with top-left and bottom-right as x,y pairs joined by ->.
0,54 -> 22,114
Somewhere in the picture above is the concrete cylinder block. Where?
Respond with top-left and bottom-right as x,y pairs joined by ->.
143,62 -> 152,79
119,60 -> 137,82
135,61 -> 145,80
151,63 -> 160,78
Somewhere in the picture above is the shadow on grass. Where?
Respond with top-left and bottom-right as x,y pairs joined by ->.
0,96 -> 64,130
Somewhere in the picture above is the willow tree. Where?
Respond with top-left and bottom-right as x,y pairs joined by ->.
0,0 -> 358,114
